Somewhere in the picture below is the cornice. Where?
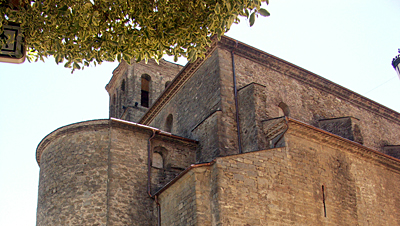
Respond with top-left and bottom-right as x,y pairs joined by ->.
139,37 -> 219,125
287,118 -> 400,172
218,36 -> 400,125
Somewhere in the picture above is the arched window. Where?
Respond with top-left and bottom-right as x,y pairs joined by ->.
121,79 -> 126,92
165,114 -> 173,133
278,102 -> 290,117
152,152 -> 163,169
153,146 -> 168,169
141,74 -> 151,107
165,81 -> 172,89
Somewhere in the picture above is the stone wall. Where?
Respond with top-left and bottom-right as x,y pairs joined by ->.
383,145 -> 400,159
106,59 -> 182,122
36,120 -> 110,226
36,119 -> 197,226
107,123 -> 154,226
158,171 -> 197,226
132,60 -> 182,110
192,111 -> 220,163
156,119 -> 400,225
215,49 -> 242,157
104,122 -> 197,225
318,116 -> 363,144
151,137 -> 197,192
210,120 -> 400,225
238,83 -> 268,153
150,40 -> 400,162
221,46 -> 400,153
158,166 -> 212,226
149,49 -> 223,162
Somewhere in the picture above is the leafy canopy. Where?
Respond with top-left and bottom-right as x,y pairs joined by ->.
0,0 -> 270,71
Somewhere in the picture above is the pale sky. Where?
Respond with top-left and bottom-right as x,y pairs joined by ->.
1,1 -> 399,225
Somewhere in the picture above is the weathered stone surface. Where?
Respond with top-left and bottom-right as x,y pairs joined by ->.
222,42 -> 400,153
36,36 -> 400,226
36,120 -> 110,226
319,116 -> 363,144
262,117 -> 288,149
158,120 -> 400,226
158,167 -> 212,226
238,83 -> 267,153
36,119 -> 197,226
383,145 -> 400,159
146,37 -> 400,163
106,59 -> 182,122
192,111 -> 220,163
149,49 -> 223,162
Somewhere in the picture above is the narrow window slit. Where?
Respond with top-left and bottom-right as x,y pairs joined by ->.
322,185 -> 327,217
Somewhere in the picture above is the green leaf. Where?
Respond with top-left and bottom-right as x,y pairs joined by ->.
64,60 -> 72,68
250,12 -> 256,27
258,8 -> 270,17
73,62 -> 81,70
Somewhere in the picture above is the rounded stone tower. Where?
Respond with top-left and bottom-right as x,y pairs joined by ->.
36,120 -> 111,225
36,118 -> 197,226
36,119 -> 160,226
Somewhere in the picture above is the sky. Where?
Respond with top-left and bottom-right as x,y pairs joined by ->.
1,0 -> 399,225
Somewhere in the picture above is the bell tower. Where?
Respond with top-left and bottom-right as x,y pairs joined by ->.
105,59 -> 182,122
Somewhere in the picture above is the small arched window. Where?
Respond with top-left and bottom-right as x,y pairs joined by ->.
152,152 -> 163,169
141,74 -> 151,108
165,114 -> 173,133
121,79 -> 126,92
278,102 -> 290,117
165,81 -> 172,89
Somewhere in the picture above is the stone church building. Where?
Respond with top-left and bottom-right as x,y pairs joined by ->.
36,36 -> 400,225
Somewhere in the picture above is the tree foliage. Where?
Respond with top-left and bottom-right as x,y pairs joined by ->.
0,0 -> 269,71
